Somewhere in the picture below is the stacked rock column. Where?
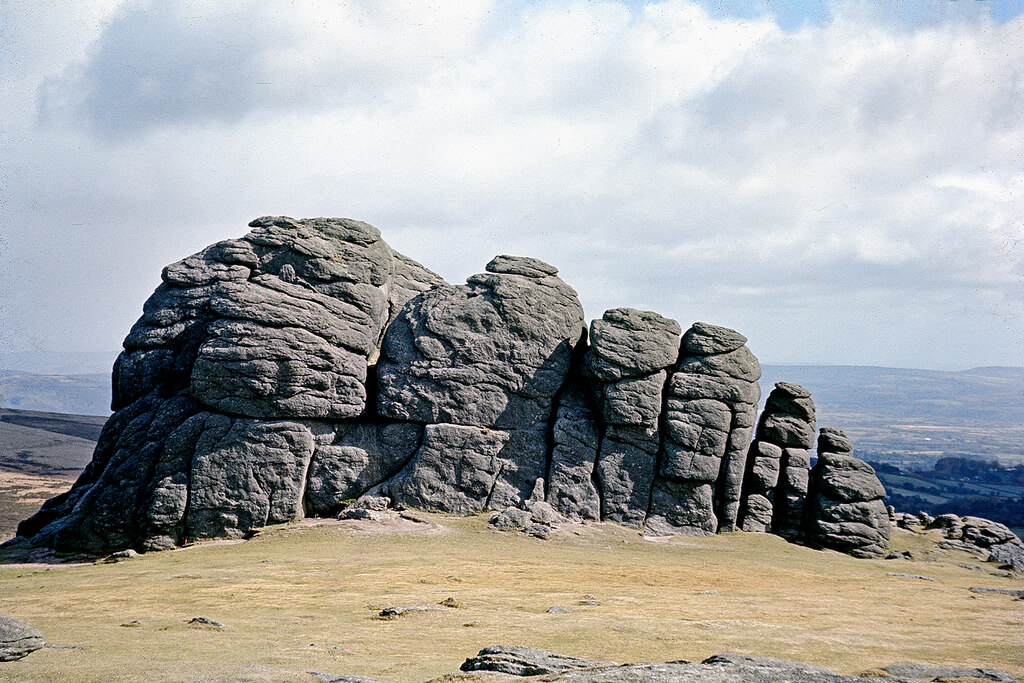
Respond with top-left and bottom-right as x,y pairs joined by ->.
805,428 -> 891,558
585,309 -> 682,528
645,323 -> 761,535
739,382 -> 816,535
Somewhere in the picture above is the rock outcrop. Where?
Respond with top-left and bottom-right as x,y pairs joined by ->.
806,428 -> 891,558
923,514 -> 1024,571
322,647 -> 1019,683
7,216 -> 891,560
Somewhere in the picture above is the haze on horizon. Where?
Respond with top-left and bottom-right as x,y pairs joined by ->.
1,0 -> 1022,373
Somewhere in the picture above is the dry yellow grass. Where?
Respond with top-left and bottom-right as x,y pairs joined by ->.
0,471 -> 74,542
0,514 -> 1021,682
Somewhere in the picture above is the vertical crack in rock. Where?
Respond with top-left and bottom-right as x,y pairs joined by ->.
377,255 -> 585,514
738,381 -> 816,537
585,308 -> 681,528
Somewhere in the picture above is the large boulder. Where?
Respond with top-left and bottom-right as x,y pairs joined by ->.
805,429 -> 891,558
375,256 -> 585,514
647,323 -> 760,534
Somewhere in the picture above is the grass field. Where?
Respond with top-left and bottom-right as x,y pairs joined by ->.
1,514 -> 1021,682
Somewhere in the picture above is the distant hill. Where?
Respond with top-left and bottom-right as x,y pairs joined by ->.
0,408 -> 104,477
0,372 -> 111,416
760,365 -> 1024,469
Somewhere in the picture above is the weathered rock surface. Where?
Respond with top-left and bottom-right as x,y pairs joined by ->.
647,323 -> 760,534
331,647 -> 1013,683
879,663 -> 1016,682
924,514 -> 1024,571
461,645 -> 616,676
376,256 -> 585,429
586,309 -> 679,528
0,616 -> 45,662
546,382 -> 601,521
16,217 -> 443,553
739,382 -> 815,536
11,215 -> 894,561
806,429 -> 891,558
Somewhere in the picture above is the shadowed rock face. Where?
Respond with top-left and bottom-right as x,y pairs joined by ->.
9,217 -> 888,560
738,382 -> 815,537
806,428 -> 891,558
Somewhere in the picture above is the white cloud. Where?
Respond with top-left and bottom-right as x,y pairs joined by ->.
2,0 -> 1022,369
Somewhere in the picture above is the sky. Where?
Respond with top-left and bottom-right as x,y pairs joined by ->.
1,0 -> 1022,372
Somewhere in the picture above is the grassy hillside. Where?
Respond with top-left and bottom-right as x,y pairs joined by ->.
760,365 -> 1024,469
0,515 -> 1020,682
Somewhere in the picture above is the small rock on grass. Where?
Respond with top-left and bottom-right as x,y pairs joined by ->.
546,606 -> 577,614
377,606 -> 439,619
967,586 -> 1024,598
187,617 -> 225,628
887,573 -> 936,582
102,549 -> 139,564
880,663 -> 1017,682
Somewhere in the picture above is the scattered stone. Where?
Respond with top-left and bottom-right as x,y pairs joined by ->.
546,606 -> 577,614
312,674 -> 395,683
439,598 -> 463,608
120,620 -> 142,628
967,586 -> 1024,598
579,600 -> 601,606
879,663 -> 1016,682
460,645 -> 615,676
886,550 -> 914,560
377,606 -> 439,619
489,507 -> 533,531
186,617 -> 225,629
0,616 -> 45,662
525,523 -> 552,540
887,573 -> 936,582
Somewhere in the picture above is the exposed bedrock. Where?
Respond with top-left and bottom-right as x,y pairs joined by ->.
375,255 -> 586,513
17,217 -> 444,553
647,322 -> 761,535
738,382 -> 815,536
805,428 -> 891,558
376,255 -> 585,430
584,308 -> 680,528
8,216 -> 889,560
